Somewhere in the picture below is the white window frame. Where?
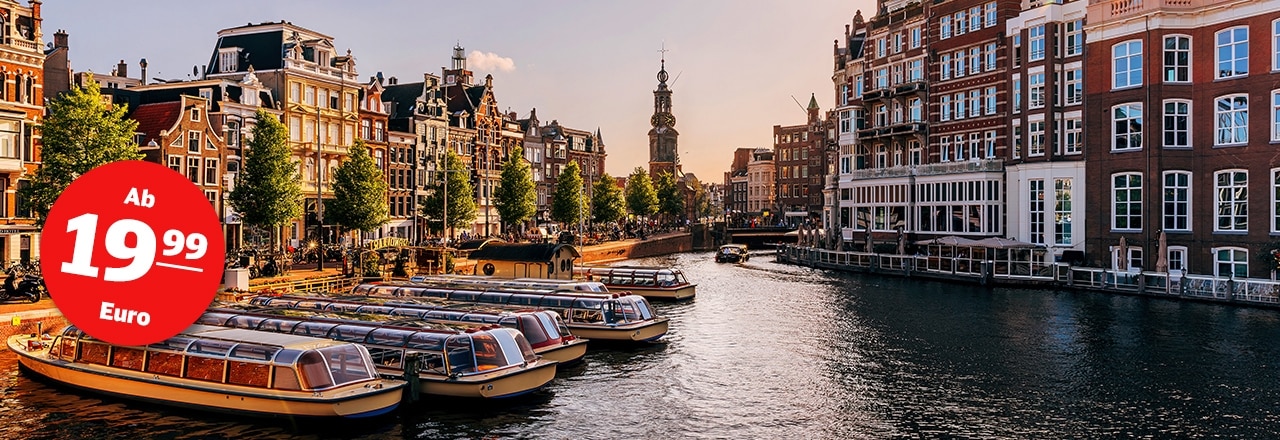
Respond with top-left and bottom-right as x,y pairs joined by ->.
1273,90 -> 1280,141
1112,172 -> 1143,231
1112,103 -> 1143,152
1163,170 -> 1192,232
985,2 -> 997,28
1113,40 -> 1143,89
1030,179 -> 1046,245
1214,169 -> 1248,232
1029,119 -> 1046,157
1214,94 -> 1248,146
1029,25 -> 1046,61
984,86 -> 996,115
970,47 -> 981,75
909,98 -> 922,122
1163,35 -> 1191,83
1273,19 -> 1280,71
955,51 -> 967,78
1054,178 -> 1072,246
1065,19 -> 1083,56
1272,168 -> 1280,233
985,43 -> 997,71
940,137 -> 951,162
1029,72 -> 1045,109
956,12 -> 968,36
168,155 -> 182,174
940,54 -> 951,80
1064,67 -> 1083,105
969,6 -> 982,32
940,95 -> 951,121
1063,114 -> 1082,155
911,27 -> 921,48
1213,247 -> 1249,278
1167,246 -> 1187,276
1215,26 -> 1249,79
969,90 -> 981,118
941,16 -> 952,40
1163,99 -> 1191,149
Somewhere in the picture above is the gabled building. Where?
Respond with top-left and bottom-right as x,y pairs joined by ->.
357,75 -> 392,240
0,0 -> 43,263
746,148 -> 776,222
773,94 -> 829,226
518,108 -> 549,223
133,95 -> 227,237
202,21 -> 359,247
384,72 -> 449,243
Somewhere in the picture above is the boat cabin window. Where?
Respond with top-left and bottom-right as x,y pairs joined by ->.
448,290 -> 483,301
229,343 -> 280,362
539,296 -> 577,309
258,318 -> 302,333
329,325 -> 375,343
493,328 -> 537,364
296,351 -> 334,389
77,341 -> 110,365
536,312 -> 567,340
319,345 -> 375,385
508,294 -> 541,306
188,339 -> 235,357
272,366 -> 303,390
519,314 -> 551,346
657,271 -> 678,286
226,315 -> 270,329
227,344 -> 276,387
110,346 -> 145,371
294,321 -> 339,338
146,351 -> 184,377
366,328 -> 413,347
444,335 -> 476,374
184,355 -> 226,382
295,300 -> 327,310
326,303 -> 365,314
470,332 -> 507,371
53,336 -> 76,361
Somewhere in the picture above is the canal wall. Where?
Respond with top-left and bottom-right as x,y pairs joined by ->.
579,233 -> 693,264
0,308 -> 67,343
777,244 -> 1280,309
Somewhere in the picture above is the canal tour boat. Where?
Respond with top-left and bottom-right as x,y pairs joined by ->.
355,281 -> 670,342
196,309 -> 558,399
407,274 -> 611,294
7,325 -> 404,418
573,266 -> 697,300
715,244 -> 750,264
244,295 -> 588,364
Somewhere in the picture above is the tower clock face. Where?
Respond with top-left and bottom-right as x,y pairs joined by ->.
651,112 -> 676,127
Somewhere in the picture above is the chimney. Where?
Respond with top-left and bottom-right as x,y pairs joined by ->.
116,60 -> 127,78
140,58 -> 148,85
53,29 -> 67,49
389,76 -> 397,85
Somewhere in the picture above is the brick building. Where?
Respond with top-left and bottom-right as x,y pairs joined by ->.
0,0 -> 43,263
773,94 -> 829,226
1084,0 -> 1280,277
133,95 -> 226,224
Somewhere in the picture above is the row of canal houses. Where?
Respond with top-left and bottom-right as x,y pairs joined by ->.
824,0 -> 1280,279
38,19 -> 607,254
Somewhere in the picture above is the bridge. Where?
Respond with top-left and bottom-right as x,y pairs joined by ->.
722,226 -> 797,249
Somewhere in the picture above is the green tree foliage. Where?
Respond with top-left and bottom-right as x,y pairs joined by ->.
654,170 -> 684,220
550,160 -> 584,226
591,172 -> 626,224
329,138 -> 389,233
421,150 -> 476,235
20,75 -> 144,224
494,146 -> 536,232
689,178 -> 714,220
228,109 -> 303,250
625,167 -> 657,217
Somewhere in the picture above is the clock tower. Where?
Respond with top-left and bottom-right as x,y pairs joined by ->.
648,54 -> 679,177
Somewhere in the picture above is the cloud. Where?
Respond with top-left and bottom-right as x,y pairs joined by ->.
467,50 -> 516,72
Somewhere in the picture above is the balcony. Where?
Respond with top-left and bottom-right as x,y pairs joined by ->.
857,121 -> 927,140
0,157 -> 21,173
847,159 -> 1004,181
1087,0 -> 1232,23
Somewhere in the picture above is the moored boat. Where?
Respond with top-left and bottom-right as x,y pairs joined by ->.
408,274 -> 610,294
574,266 -> 697,300
244,295 -> 589,364
356,281 -> 670,342
8,325 -> 404,418
196,309 -> 558,399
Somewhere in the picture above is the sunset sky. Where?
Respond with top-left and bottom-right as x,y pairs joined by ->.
43,0 -> 877,181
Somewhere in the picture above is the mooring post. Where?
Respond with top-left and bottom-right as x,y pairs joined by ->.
402,353 -> 421,404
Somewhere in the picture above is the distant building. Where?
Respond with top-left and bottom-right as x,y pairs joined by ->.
773,94 -> 829,226
723,147 -> 755,223
0,0 -> 43,263
133,95 -> 227,238
357,75 -> 393,240
383,72 -> 449,243
746,149 -> 776,221
648,57 -> 679,177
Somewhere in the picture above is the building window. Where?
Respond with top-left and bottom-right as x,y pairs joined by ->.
1030,179 -> 1045,245
1162,99 -> 1191,149
941,54 -> 951,80
1274,20 -> 1280,71
189,107 -> 200,122
289,117 -> 301,142
876,38 -> 885,58
941,16 -> 952,40
1064,68 -> 1082,105
305,86 -> 315,106
985,43 -> 997,71
955,134 -> 967,161
187,131 -> 200,153
1029,120 -> 1045,157
985,2 -> 997,28
204,158 -> 218,186
984,130 -> 996,158
909,140 -> 921,165
911,27 -> 921,48
854,75 -> 863,97
1215,95 -> 1248,146
1112,172 -> 1143,231
955,92 -> 966,119
940,137 -> 950,162
204,190 -> 217,207
1168,246 -> 1187,274
1273,90 -> 1280,141
1113,40 -> 1143,89
1113,103 -> 1143,151
875,68 -> 888,89
1013,34 -> 1023,67
1063,116 -> 1082,154
1214,247 -> 1248,278
1215,170 -> 1248,232
1272,169 -> 1280,233
970,47 -> 981,75
1065,19 -> 1083,56
969,90 -> 980,117
1029,25 -> 1045,61
969,6 -> 982,32
909,59 -> 923,81
187,157 -> 200,183
1029,73 -> 1045,108
984,87 -> 996,115
956,11 -> 968,35
940,95 -> 951,121
909,98 -> 922,122
1163,171 -> 1191,232
219,49 -> 238,73
1012,123 -> 1022,159
1164,35 -> 1190,83
168,155 -> 182,174
1012,77 -> 1022,112
1216,27 -> 1249,79
1055,179 -> 1072,245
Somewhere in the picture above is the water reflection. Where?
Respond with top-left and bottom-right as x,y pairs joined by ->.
3,252 -> 1280,438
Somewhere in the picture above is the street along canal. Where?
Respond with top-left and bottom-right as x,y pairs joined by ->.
2,251 -> 1280,438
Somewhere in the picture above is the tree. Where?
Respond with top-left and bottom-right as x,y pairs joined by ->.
494,146 -> 536,233
625,167 -> 657,218
329,138 -> 389,235
228,108 -> 303,251
421,150 -> 476,237
550,160 -> 584,227
20,75 -> 143,224
591,172 -> 626,225
654,170 -> 684,222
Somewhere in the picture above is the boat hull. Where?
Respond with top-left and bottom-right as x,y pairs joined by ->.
8,336 -> 402,419
567,318 -> 670,342
535,338 -> 589,364
613,284 -> 697,300
414,359 -> 557,398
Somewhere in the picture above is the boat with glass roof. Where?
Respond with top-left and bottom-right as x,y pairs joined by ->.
196,309 -> 558,399
240,295 -> 589,364
355,281 -> 670,342
7,325 -> 404,418
573,266 -> 697,300
407,274 -> 610,294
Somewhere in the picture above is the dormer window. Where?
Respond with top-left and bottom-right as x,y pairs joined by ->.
190,107 -> 200,122
317,50 -> 331,67
218,48 -> 239,73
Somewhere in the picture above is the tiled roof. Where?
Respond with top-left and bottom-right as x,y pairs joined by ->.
131,102 -> 181,147
205,30 -> 285,75
382,82 -> 423,120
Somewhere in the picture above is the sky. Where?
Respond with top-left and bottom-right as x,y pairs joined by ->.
42,0 -> 877,182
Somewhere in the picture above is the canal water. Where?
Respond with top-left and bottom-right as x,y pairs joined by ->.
3,252 -> 1280,439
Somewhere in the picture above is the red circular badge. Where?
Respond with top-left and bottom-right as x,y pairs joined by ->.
41,160 -> 225,346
